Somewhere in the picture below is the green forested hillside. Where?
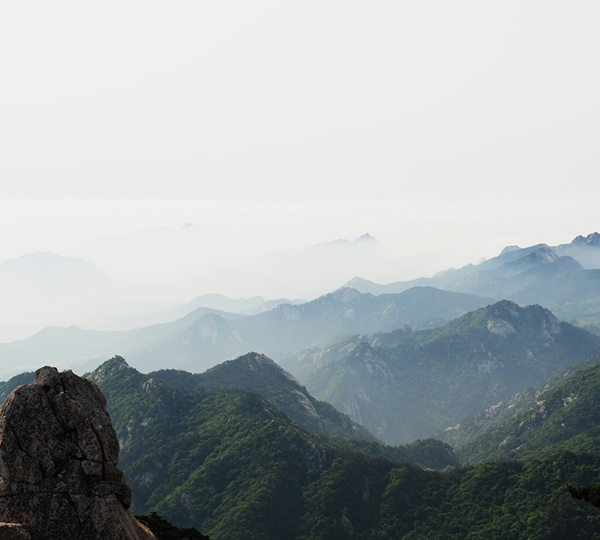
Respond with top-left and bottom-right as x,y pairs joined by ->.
81,356 -> 600,539
458,356 -> 600,465
87,357 -> 456,538
442,355 -> 600,449
148,352 -> 374,441
292,300 -> 600,444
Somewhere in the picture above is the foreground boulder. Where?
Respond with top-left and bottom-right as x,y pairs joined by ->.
0,366 -> 155,539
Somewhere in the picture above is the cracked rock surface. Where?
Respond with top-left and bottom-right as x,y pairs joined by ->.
0,366 -> 155,539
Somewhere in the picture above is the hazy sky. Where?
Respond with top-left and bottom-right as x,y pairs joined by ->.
1,1 -> 599,285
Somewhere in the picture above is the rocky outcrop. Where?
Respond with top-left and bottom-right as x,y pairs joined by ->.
0,366 -> 155,539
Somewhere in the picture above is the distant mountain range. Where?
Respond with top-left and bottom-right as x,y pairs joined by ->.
285,300 -> 600,445
6,232 -> 600,538
0,252 -> 125,340
0,286 -> 488,379
5,231 -> 600,343
79,294 -> 301,332
0,251 -> 306,340
0,233 -> 403,341
345,232 -> 600,333
161,232 -> 405,301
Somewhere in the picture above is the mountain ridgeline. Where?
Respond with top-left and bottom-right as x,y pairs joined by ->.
4,320 -> 600,537
4,233 -> 600,537
286,300 -> 600,445
121,352 -> 375,442
81,355 -> 600,539
85,356 -> 462,539
345,233 -> 600,333
0,285 -> 488,380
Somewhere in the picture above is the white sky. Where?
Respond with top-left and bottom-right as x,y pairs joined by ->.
1,1 -> 599,286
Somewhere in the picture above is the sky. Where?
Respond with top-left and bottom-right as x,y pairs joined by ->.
1,1 -> 599,290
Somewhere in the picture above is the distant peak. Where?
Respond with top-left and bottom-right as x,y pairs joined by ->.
345,277 -> 375,286
500,245 -> 521,254
529,246 -> 559,262
572,232 -> 600,247
329,287 -> 363,302
355,233 -> 378,243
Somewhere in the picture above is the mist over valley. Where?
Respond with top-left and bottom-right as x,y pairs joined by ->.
2,2 -> 600,537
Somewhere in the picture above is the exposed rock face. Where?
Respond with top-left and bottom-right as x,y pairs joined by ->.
0,366 -> 155,539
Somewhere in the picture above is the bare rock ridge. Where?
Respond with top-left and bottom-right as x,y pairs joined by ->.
0,366 -> 155,539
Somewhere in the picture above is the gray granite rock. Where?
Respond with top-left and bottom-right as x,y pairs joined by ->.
0,366 -> 155,539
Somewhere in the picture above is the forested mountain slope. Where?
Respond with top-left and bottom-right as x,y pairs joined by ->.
457,355 -> 600,465
288,300 -> 600,444
85,357 -> 600,539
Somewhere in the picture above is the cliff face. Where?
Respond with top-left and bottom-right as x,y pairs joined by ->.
0,366 -> 155,539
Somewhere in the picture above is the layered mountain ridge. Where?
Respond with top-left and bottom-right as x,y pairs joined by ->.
0,286 -> 488,379
286,300 -> 600,444
4,232 -> 600,537
344,232 -> 600,332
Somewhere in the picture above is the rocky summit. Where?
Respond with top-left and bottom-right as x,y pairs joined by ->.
0,366 -> 155,539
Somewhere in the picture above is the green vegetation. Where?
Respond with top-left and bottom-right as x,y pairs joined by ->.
297,301 -> 600,445
568,483 -> 600,509
457,357 -> 600,464
444,355 -> 600,449
148,352 -> 374,441
84,355 -> 600,539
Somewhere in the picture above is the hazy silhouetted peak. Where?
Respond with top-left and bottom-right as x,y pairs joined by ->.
533,245 -> 557,255
500,245 -> 521,254
327,287 -> 364,302
555,256 -> 584,271
345,277 -> 377,288
497,243 -> 549,257
179,309 -> 229,328
355,233 -> 378,243
518,245 -> 558,263
186,293 -> 266,314
553,233 -> 600,270
0,252 -> 105,277
572,232 -> 600,246
312,233 -> 383,250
